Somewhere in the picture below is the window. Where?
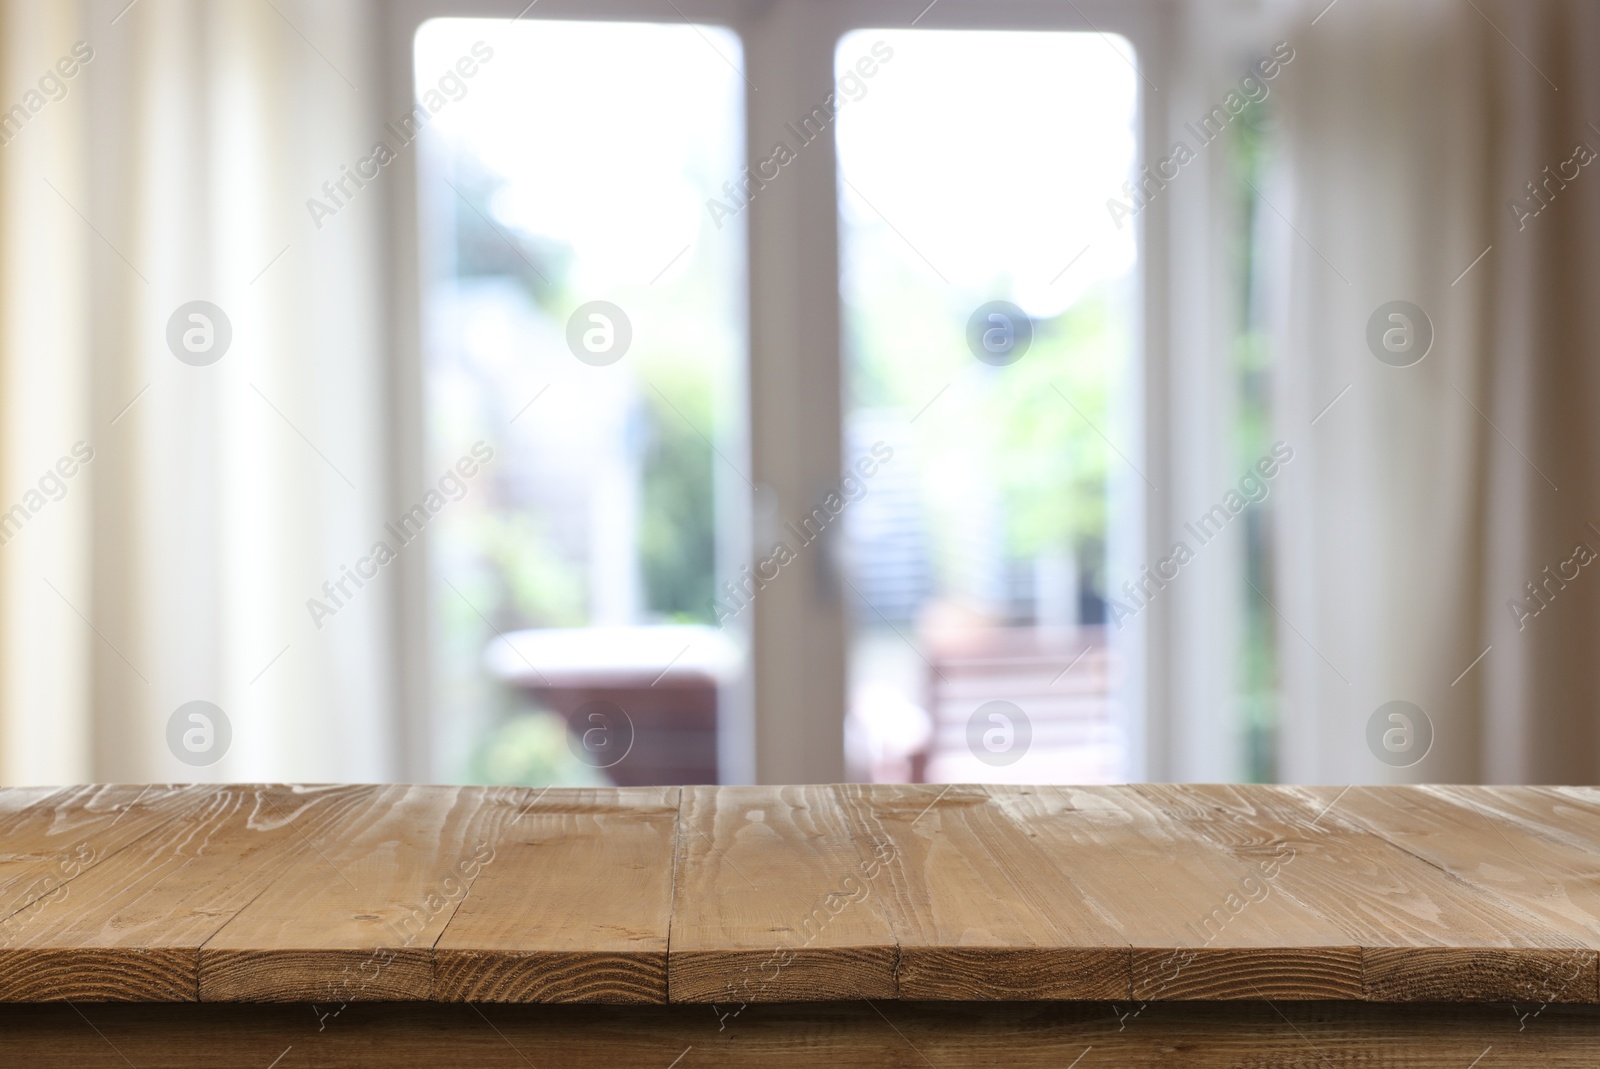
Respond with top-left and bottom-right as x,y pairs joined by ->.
397,2 -> 1154,786
834,29 -> 1139,783
1231,85 -> 1282,783
413,18 -> 747,785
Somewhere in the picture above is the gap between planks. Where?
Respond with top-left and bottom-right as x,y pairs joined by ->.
3,784 -> 1599,1004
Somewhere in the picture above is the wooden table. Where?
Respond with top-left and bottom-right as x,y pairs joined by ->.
5,783 -> 1600,1065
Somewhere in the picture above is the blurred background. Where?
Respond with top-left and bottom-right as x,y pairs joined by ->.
1,0 -> 1597,788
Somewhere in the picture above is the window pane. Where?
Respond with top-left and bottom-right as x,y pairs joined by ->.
836,28 -> 1139,784
414,19 -> 747,786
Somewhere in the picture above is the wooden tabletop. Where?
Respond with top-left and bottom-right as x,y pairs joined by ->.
1,783 -> 1598,1005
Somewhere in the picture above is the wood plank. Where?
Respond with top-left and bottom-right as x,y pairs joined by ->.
834,783 -> 1128,999
0,783 -> 230,1001
667,785 -> 898,1002
1455,785 -> 1600,855
433,786 -> 678,1003
5,783 -> 1600,1005
0,786 -> 373,1001
7,1000 -> 1600,1068
1330,786 -> 1599,1002
0,784 -> 214,924
198,784 -> 523,1002
1138,783 -> 1592,1002
990,785 -> 1362,1000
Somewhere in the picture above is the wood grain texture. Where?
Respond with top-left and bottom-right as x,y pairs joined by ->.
432,786 -> 678,1003
0,784 -> 214,922
668,785 -> 898,1002
1140,784 -> 1597,1003
1464,785 -> 1600,836
834,783 -> 1128,999
0,783 -> 231,1002
8,1001 -> 1600,1068
199,785 -> 522,1002
1330,786 -> 1600,1002
992,786 -> 1363,1000
3,784 -> 1600,1005
0,786 -> 344,1001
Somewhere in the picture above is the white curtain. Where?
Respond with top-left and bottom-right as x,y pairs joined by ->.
1271,0 -> 1600,782
0,0 -> 398,783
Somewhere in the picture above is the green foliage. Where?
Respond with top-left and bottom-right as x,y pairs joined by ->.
467,710 -> 610,787
985,290 -> 1122,558
845,259 -> 1125,568
466,511 -> 587,628
450,165 -> 569,312
1230,92 -> 1280,782
636,358 -> 716,623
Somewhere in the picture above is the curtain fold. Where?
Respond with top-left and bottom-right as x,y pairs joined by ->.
0,0 -> 397,784
5,0 -> 1597,788
0,0 -> 92,783
1273,0 -> 1600,782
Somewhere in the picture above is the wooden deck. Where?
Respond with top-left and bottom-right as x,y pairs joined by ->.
6,782 -> 1600,1065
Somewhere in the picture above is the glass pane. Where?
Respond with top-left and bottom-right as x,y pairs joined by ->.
414,19 -> 747,786
836,28 -> 1139,784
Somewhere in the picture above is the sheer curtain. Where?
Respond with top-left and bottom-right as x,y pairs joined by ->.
0,0 -> 398,784
1271,0 -> 1600,782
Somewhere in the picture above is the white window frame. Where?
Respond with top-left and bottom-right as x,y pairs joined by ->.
377,0 -> 1211,784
